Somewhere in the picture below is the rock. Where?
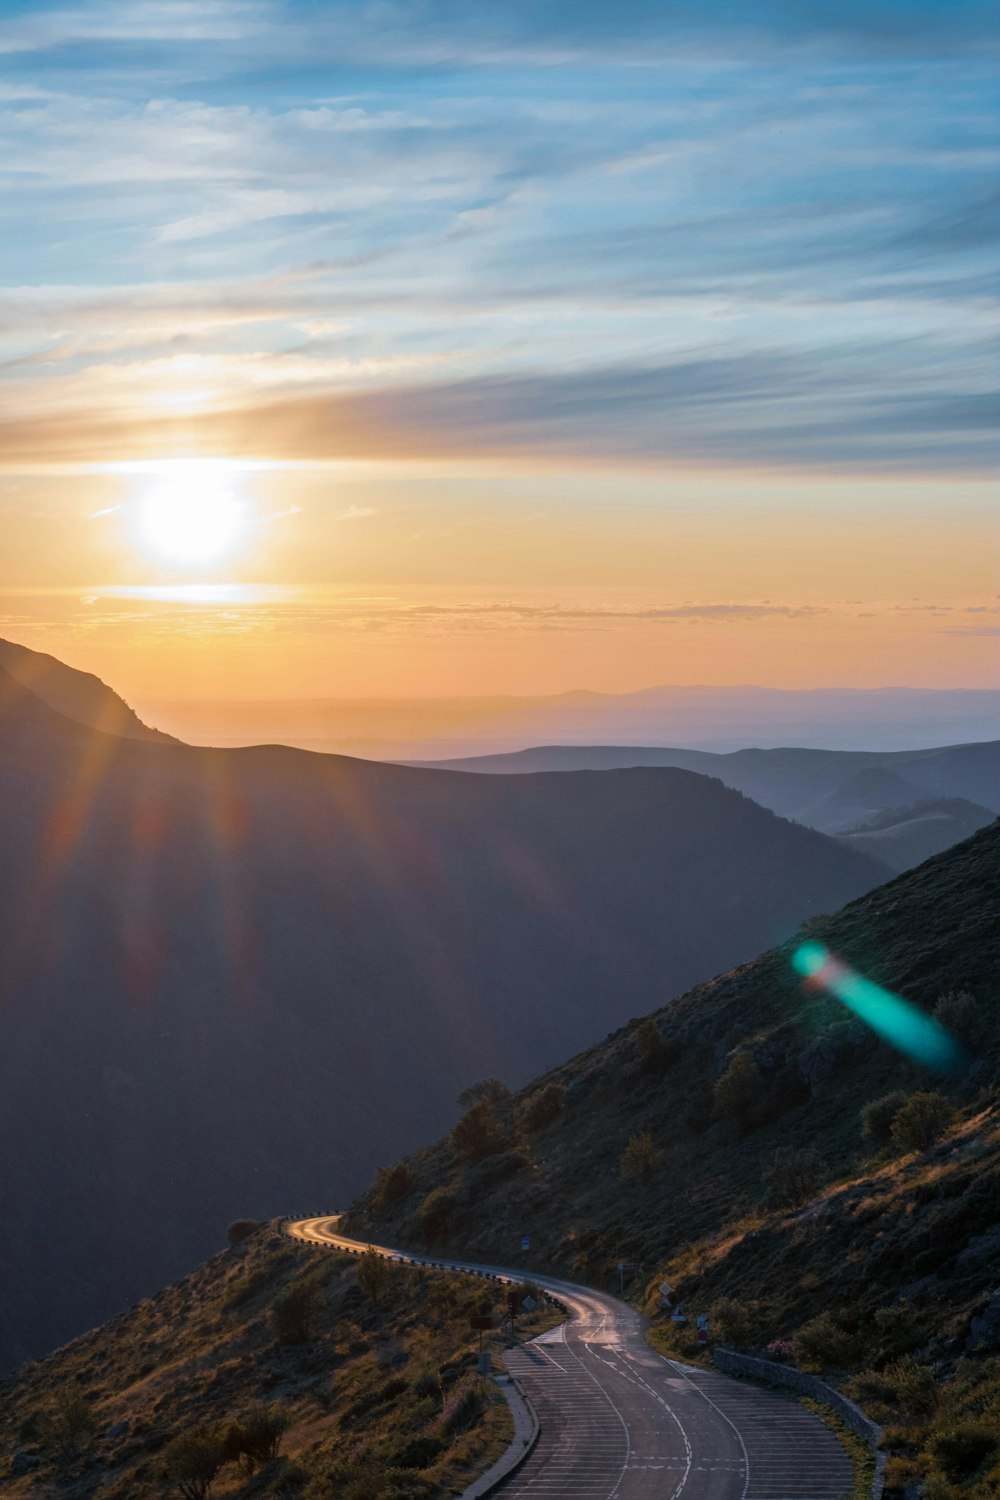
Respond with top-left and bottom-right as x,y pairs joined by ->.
796,1038 -> 840,1091
967,1296 -> 1000,1350
957,1228 -> 1000,1268
9,1450 -> 41,1477
105,1420 -> 129,1440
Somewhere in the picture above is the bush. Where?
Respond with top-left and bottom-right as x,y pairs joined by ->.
439,1378 -> 487,1436
419,1187 -> 458,1245
518,1083 -> 566,1133
457,1079 -> 510,1110
861,1090 -> 909,1144
272,1279 -> 321,1344
891,1092 -> 955,1153
710,1297 -> 756,1347
227,1218 -> 262,1245
933,990 -> 982,1046
372,1161 -> 414,1209
927,1422 -> 999,1483
41,1389 -> 97,1461
161,1427 -> 229,1500
450,1100 -> 506,1161
795,1313 -> 858,1370
226,1403 -> 289,1475
357,1246 -> 390,1305
884,1356 -> 939,1417
713,1051 -> 762,1125
633,1018 -> 680,1071
619,1130 -> 660,1178
766,1145 -> 825,1208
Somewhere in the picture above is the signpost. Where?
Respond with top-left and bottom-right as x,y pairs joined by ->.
521,1234 -> 531,1252
470,1314 -> 493,1374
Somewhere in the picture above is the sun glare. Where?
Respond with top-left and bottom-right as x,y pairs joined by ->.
135,461 -> 247,565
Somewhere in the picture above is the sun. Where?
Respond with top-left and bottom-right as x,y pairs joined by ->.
135,460 -> 247,565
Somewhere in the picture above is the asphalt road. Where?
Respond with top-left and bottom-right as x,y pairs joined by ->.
288,1217 -> 856,1500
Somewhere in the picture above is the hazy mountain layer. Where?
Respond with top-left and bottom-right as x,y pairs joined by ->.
0,658 -> 885,1371
835,796 -> 995,872
422,741 -> 1000,840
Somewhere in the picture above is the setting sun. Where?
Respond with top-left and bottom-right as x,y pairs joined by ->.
135,461 -> 246,566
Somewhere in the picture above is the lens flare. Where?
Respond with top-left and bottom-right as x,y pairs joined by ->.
792,941 -> 965,1073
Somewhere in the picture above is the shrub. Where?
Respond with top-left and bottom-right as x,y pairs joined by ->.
795,1313 -> 858,1370
450,1100 -> 506,1161
519,1083 -> 566,1133
272,1279 -> 321,1344
457,1079 -> 509,1110
372,1161 -> 413,1209
713,1051 -> 762,1125
933,990 -> 982,1046
766,1145 -> 825,1208
226,1403 -> 289,1475
41,1389 -> 97,1461
891,1092 -> 955,1153
619,1130 -> 660,1178
419,1187 -> 458,1245
357,1247 -> 390,1306
439,1378 -> 487,1436
710,1297 -> 756,1347
633,1018 -> 680,1071
884,1356 -> 939,1417
766,1339 -> 796,1361
861,1090 -> 909,1144
227,1218 -> 262,1245
927,1422 -> 999,1483
161,1427 -> 229,1500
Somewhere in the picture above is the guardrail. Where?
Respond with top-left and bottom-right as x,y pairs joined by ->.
712,1348 -> 885,1499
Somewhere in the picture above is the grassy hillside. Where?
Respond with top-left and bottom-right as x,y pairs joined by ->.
346,822 -> 1000,1498
835,797 -> 994,872
0,660 -> 887,1372
0,1223 -> 558,1499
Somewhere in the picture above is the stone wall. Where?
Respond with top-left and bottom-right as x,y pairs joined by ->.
713,1348 -> 885,1499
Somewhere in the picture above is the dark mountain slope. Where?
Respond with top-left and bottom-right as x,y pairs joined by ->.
347,819 -> 999,1285
419,741 -> 1000,837
0,664 -> 885,1372
0,637 -> 172,743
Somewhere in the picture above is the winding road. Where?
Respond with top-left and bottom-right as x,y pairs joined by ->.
288,1217 -> 855,1500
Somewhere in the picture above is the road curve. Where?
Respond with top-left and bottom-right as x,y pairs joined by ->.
288,1217 -> 854,1500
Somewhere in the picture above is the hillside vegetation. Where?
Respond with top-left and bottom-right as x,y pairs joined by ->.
0,1223 -> 559,1499
347,822 -> 1000,1498
0,649 -> 886,1371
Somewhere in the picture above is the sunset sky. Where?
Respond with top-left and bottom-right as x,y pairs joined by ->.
1,0 -> 997,702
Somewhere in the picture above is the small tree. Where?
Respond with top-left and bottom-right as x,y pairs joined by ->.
620,1130 -> 660,1178
162,1427 -> 229,1500
933,990 -> 982,1046
457,1079 -> 510,1110
227,1219 -> 262,1245
42,1389 -> 97,1461
861,1090 -> 909,1144
419,1187 -> 457,1245
796,1313 -> 858,1370
710,1297 -> 756,1347
226,1404 -> 289,1475
766,1146 -> 825,1209
891,1092 -> 955,1153
372,1161 -> 413,1209
633,1018 -> 673,1071
451,1100 -> 505,1161
357,1247 -> 390,1306
518,1083 -> 566,1134
272,1279 -> 321,1344
713,1051 -> 762,1125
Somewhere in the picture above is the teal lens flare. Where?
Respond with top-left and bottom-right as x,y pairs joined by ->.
792,941 -> 965,1074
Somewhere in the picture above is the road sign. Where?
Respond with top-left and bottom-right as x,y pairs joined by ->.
521,1235 -> 531,1251
522,1295 -> 537,1312
470,1315 -> 493,1331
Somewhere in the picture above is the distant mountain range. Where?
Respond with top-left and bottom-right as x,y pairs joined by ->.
0,641 -> 887,1371
139,682 -> 1000,761
420,742 -> 1000,871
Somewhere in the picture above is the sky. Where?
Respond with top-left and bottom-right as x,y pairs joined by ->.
0,0 -> 997,702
